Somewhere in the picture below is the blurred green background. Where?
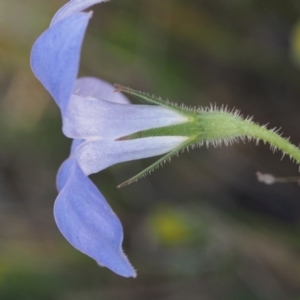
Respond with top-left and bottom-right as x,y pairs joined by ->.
1,0 -> 300,299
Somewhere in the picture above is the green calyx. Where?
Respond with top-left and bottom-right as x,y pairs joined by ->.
115,85 -> 300,187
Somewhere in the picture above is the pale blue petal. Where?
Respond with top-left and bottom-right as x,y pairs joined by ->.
74,77 -> 130,104
54,158 -> 136,277
63,94 -> 188,139
70,138 -> 85,153
56,157 -> 75,192
74,136 -> 188,175
56,139 -> 85,191
30,13 -> 91,113
51,0 -> 106,26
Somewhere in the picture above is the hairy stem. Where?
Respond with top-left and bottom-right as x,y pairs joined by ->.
198,111 -> 300,164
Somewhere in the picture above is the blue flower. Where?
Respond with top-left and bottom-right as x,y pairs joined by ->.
30,1 -> 188,277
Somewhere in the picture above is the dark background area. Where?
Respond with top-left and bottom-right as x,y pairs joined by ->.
1,0 -> 300,299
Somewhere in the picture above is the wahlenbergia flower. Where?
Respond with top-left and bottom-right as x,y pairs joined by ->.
30,0 -> 189,277
31,0 -> 300,278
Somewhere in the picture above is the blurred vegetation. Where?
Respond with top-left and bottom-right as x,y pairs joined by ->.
1,0 -> 300,299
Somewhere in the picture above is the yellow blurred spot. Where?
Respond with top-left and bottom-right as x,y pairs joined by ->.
148,208 -> 191,246
290,21 -> 300,67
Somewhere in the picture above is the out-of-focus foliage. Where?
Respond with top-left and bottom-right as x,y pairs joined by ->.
291,20 -> 300,67
1,0 -> 300,299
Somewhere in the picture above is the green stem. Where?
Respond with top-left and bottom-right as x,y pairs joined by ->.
198,111 -> 300,164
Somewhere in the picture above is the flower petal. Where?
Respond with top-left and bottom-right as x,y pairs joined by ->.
54,158 -> 136,277
74,77 -> 130,104
56,139 -> 85,192
56,157 -> 75,192
74,136 -> 188,175
30,13 -> 91,113
63,94 -> 188,139
51,0 -> 106,26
